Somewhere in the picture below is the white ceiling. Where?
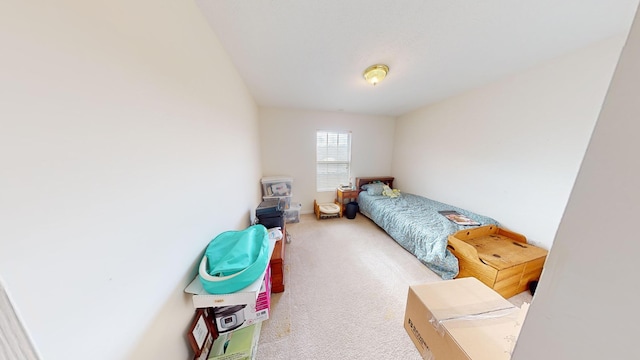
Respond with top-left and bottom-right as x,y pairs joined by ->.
196,0 -> 639,117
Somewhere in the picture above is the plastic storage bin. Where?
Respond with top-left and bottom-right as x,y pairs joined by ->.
284,203 -> 302,223
263,195 -> 291,210
261,176 -> 293,197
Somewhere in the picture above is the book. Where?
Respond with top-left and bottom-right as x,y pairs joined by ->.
438,210 -> 480,226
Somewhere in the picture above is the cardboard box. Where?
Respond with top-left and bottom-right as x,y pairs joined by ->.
185,269 -> 264,309
208,322 -> 262,360
404,277 -> 528,360
212,267 -> 271,334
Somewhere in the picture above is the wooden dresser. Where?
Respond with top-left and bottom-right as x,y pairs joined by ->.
269,225 -> 286,293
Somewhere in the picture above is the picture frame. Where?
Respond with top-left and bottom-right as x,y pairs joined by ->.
188,309 -> 214,357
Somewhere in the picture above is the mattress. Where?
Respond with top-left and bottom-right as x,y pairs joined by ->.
358,192 -> 499,279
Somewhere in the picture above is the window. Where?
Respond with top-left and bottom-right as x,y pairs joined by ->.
316,130 -> 351,191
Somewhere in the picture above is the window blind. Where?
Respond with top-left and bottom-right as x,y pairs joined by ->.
316,130 -> 351,191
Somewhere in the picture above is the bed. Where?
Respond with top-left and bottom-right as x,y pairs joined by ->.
355,177 -> 499,279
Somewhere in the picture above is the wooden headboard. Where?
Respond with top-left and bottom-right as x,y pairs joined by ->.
355,177 -> 395,192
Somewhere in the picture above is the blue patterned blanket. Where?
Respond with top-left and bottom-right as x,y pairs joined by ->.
358,192 -> 499,279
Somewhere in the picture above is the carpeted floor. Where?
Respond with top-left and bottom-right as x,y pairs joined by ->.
255,213 -> 531,359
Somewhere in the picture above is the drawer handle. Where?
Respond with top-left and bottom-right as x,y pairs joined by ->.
512,242 -> 527,248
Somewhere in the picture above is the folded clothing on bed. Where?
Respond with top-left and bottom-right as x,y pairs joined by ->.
382,185 -> 400,198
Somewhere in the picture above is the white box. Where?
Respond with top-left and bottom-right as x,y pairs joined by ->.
184,239 -> 275,309
404,277 -> 528,360
261,176 -> 293,197
213,266 -> 271,334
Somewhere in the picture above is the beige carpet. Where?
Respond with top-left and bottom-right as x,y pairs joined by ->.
255,213 -> 531,359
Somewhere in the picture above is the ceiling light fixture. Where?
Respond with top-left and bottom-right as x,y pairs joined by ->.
363,64 -> 389,86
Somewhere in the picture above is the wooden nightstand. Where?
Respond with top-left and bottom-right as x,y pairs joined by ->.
336,188 -> 359,212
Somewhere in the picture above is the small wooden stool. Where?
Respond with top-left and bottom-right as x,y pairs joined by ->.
314,200 -> 342,219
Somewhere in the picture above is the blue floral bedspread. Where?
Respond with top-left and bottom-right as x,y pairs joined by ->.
358,192 -> 499,279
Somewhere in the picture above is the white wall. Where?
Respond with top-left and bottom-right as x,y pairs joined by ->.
392,35 -> 625,249
513,6 -> 639,359
259,108 -> 395,213
0,1 -> 261,359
